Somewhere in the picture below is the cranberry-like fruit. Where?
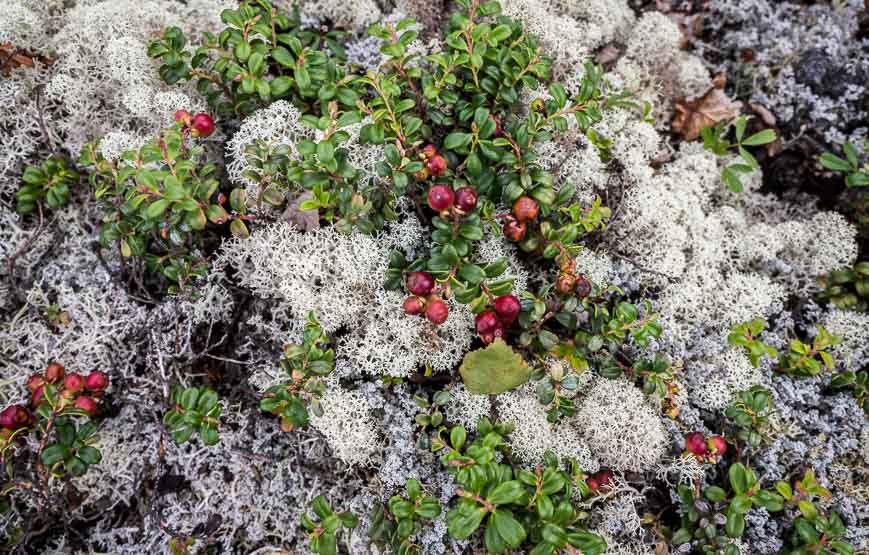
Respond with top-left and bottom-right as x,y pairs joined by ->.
427,184 -> 454,211
685,432 -> 707,456
74,396 -> 98,416
422,144 -> 439,159
454,187 -> 478,212
31,385 -> 45,407
190,113 -> 215,137
85,371 -> 109,392
406,271 -> 435,297
494,295 -> 521,325
475,311 -> 499,335
708,436 -> 727,456
45,362 -> 65,383
26,374 -> 44,392
427,155 -> 448,177
503,218 -> 527,242
575,276 -> 592,298
426,299 -> 449,325
585,476 -> 600,492
403,296 -> 424,315
594,469 -> 613,488
512,196 -> 539,222
174,109 -> 193,125
555,273 -> 576,294
63,373 -> 85,394
0,405 -> 30,430
414,167 -> 430,181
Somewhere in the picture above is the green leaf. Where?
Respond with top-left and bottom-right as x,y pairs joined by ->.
491,510 -> 526,548
487,481 -> 524,505
77,446 -> 102,465
443,132 -> 472,150
180,387 -> 200,411
725,510 -> 745,538
729,463 -> 749,495
459,339 -> 531,394
41,444 -> 69,466
450,426 -> 467,452
704,486 -> 727,502
312,495 -> 333,519
145,198 -> 171,219
741,129 -> 776,146
447,506 -> 485,539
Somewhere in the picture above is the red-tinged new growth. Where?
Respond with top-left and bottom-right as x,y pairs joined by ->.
708,436 -> 727,457
422,144 -> 439,159
174,109 -> 193,125
427,184 -> 454,211
494,295 -> 521,325
426,299 -> 449,325
406,271 -> 435,296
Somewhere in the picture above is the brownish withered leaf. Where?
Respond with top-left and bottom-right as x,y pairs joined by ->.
281,191 -> 319,232
672,74 -> 743,141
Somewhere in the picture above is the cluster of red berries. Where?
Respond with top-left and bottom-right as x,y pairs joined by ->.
684,432 -> 727,462
427,182 -> 478,215
474,294 -> 521,344
585,469 -> 613,493
27,363 -> 109,416
417,144 -> 448,180
403,271 -> 450,325
173,109 -> 216,138
502,196 -> 539,242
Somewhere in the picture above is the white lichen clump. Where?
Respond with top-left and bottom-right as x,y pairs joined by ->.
310,386 -> 380,466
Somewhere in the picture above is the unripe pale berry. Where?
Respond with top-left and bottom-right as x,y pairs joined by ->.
425,299 -> 449,325
685,432 -> 707,456
403,296 -> 424,315
512,196 -> 539,222
454,187 -> 478,212
174,109 -> 193,125
427,184 -> 454,211
708,436 -> 727,456
575,276 -> 592,298
494,295 -> 521,325
44,362 -> 65,383
406,271 -> 435,296
26,374 -> 44,392
74,396 -> 98,416
85,371 -> 109,392
503,218 -> 527,242
475,311 -> 499,335
64,373 -> 86,394
190,113 -> 215,137
427,155 -> 448,177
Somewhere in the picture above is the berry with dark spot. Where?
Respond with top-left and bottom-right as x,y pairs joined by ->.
26,374 -> 44,392
0,405 -> 30,430
575,276 -> 592,298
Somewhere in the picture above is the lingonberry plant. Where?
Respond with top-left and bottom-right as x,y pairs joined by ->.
830,369 -> 868,415
819,141 -> 868,189
368,478 -> 442,555
301,495 -> 359,555
777,325 -> 841,377
775,469 -> 853,555
80,123 -> 250,293
260,312 -> 335,432
15,156 -> 79,215
700,115 -> 778,193
683,431 -> 728,463
817,262 -> 869,312
724,386 -> 775,449
163,385 -> 222,446
411,390 -> 452,445
431,418 -> 607,554
727,318 -> 777,367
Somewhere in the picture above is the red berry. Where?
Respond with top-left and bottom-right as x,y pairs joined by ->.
475,311 -> 499,335
64,373 -> 85,394
425,299 -> 449,325
406,271 -> 435,297
190,113 -> 215,137
26,374 -> 44,392
44,362 -> 65,383
555,273 -> 576,294
32,385 -> 45,406
422,144 -> 438,159
403,296 -> 424,315
427,155 -> 448,177
585,477 -> 600,492
503,218 -> 527,242
0,405 -> 30,430
427,184 -> 454,211
512,196 -> 539,222
74,396 -> 98,416
494,295 -> 521,325
85,371 -> 109,392
685,432 -> 708,456
454,187 -> 478,212
594,469 -> 613,487
708,436 -> 727,456
575,276 -> 592,298
174,109 -> 192,125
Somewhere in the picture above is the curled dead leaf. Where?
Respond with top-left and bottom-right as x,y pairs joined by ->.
672,74 -> 743,141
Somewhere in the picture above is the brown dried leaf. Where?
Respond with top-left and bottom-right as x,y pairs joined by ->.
672,74 -> 743,141
748,102 -> 777,127
280,191 -> 319,231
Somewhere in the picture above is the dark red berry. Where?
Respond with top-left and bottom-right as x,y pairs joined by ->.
44,362 -> 65,383
555,273 -> 576,294
454,187 -> 478,212
427,155 -> 448,177
512,196 -> 539,222
422,144 -> 438,159
74,396 -> 98,416
503,218 -> 527,242
685,432 -> 707,456
64,373 -> 85,394
708,436 -> 727,456
174,109 -> 192,125
85,371 -> 109,392
26,374 -> 44,392
594,469 -> 613,487
426,299 -> 449,325
406,271 -> 435,297
403,296 -> 424,315
585,476 -> 600,492
575,276 -> 592,298
475,311 -> 499,335
427,184 -> 454,211
31,385 -> 45,406
0,405 -> 30,430
191,113 -> 215,137
494,295 -> 521,325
